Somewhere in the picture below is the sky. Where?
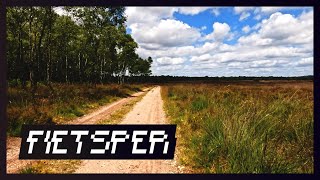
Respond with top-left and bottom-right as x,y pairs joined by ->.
55,7 -> 314,77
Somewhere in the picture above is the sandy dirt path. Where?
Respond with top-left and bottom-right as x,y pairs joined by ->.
70,90 -> 148,125
6,88 -> 149,174
75,86 -> 182,173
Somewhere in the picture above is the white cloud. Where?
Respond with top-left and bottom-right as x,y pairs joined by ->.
178,7 -> 211,15
234,7 -> 254,21
205,22 -> 231,41
126,7 -> 313,76
254,14 -> 262,20
126,6 -> 211,23
260,13 -> 298,39
233,7 -> 312,23
126,7 -> 203,50
178,7 -> 223,16
252,23 -> 261,30
260,7 -> 285,13
234,7 -> 255,14
238,11 -> 313,46
136,45 -> 196,59
190,54 -> 212,62
242,25 -> 251,33
239,12 -> 251,21
211,8 -> 220,16
156,57 -> 186,66
130,19 -> 201,49
259,7 -> 309,14
296,57 -> 313,67
238,33 -> 272,46
200,26 -> 207,30
126,7 -> 176,26
151,64 -> 185,75
235,6 -> 309,15
250,60 -> 288,68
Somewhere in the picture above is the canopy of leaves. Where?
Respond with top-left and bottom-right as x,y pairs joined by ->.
7,6 -> 153,85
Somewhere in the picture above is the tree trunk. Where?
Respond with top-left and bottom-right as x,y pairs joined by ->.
100,56 -> 103,83
78,52 -> 81,82
65,55 -> 68,83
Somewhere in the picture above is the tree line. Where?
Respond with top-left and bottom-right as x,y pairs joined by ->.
7,6 -> 153,88
124,75 -> 314,84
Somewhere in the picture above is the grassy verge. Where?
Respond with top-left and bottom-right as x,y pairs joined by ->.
161,81 -> 313,173
8,82 -> 147,136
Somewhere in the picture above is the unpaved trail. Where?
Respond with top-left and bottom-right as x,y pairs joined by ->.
6,137 -> 31,174
75,86 -> 182,173
6,88 -> 149,174
71,89 -> 148,125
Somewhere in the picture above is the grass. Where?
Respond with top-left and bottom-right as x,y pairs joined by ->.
7,82 -> 147,136
161,81 -> 313,173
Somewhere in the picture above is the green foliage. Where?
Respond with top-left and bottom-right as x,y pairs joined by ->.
161,82 -> 313,173
7,7 -> 153,85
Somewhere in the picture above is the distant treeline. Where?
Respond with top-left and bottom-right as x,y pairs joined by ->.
123,75 -> 314,83
8,75 -> 313,86
7,7 -> 152,89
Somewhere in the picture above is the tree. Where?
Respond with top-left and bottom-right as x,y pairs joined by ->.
130,57 -> 153,76
7,6 -> 153,86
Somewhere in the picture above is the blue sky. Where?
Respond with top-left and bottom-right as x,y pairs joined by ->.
125,7 -> 313,77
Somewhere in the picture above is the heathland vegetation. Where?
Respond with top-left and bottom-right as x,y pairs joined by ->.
7,83 -> 146,136
162,81 -> 313,173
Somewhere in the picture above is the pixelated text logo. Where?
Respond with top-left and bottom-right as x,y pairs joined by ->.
19,125 -> 176,159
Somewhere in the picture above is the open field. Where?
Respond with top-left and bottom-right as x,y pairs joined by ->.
6,80 -> 314,174
161,80 -> 313,173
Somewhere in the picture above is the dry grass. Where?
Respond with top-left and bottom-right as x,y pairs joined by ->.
7,83 -> 147,136
161,81 -> 313,173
